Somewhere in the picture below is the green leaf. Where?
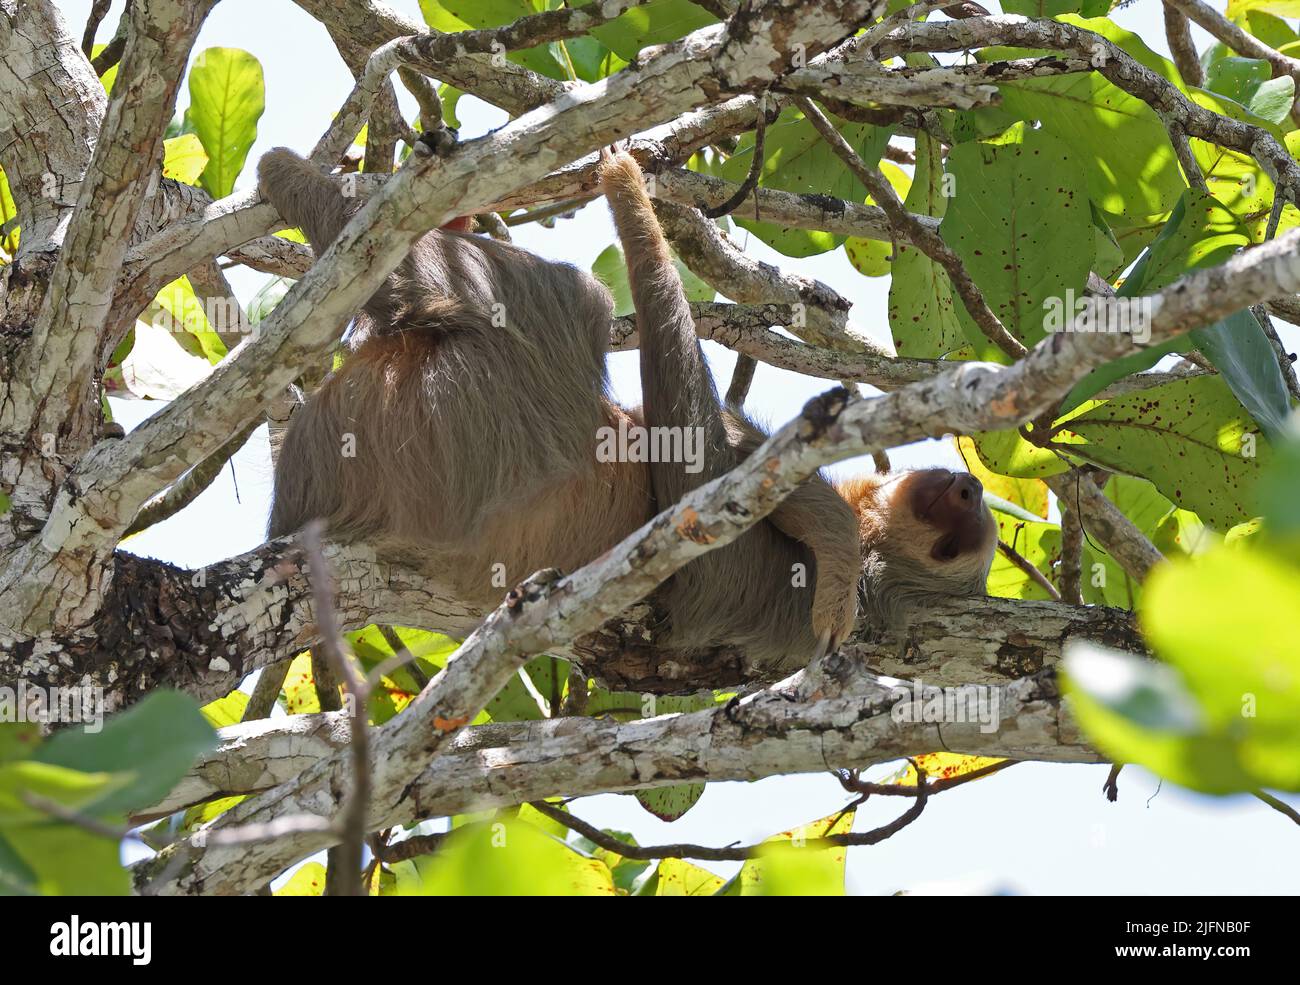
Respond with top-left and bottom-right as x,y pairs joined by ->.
1249,76 -> 1295,124
1193,309 -> 1292,442
1205,56 -> 1272,106
1052,375 -> 1274,530
888,133 -> 966,358
162,133 -> 208,186
586,0 -> 717,61
940,128 -> 1092,356
844,237 -> 892,277
2,822 -> 130,895
1258,428 -> 1300,535
187,48 -> 266,198
634,782 -> 705,822
641,857 -> 726,896
1227,0 -> 1300,18
0,761 -> 127,824
408,819 -> 616,895
592,244 -> 634,317
1067,547 -> 1300,794
714,107 -> 890,257
148,276 -> 228,364
967,426 -> 1070,479
0,165 -> 21,256
33,691 -> 216,815
438,84 -> 463,130
200,690 -> 248,728
995,61 -> 1183,220
1063,189 -> 1292,432
0,724 -> 40,764
275,861 -> 327,896
1065,649 -> 1198,734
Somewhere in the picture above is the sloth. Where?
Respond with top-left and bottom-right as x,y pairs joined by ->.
259,146 -> 996,672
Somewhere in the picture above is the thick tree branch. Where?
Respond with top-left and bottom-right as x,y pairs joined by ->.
137,669 -> 1096,892
24,0 -> 215,448
0,1 -> 105,252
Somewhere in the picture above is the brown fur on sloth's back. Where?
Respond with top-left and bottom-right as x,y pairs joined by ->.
270,330 -> 653,607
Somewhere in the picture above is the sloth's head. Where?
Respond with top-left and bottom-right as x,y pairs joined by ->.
839,468 -> 997,628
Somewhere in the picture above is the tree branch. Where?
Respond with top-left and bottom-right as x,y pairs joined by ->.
24,0 -> 216,448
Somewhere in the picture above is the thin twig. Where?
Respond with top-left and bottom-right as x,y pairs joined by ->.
998,540 -> 1063,601
1254,790 -> 1300,826
504,195 -> 599,227
700,96 -> 768,219
301,521 -> 371,898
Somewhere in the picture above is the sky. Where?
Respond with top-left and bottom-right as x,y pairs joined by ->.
60,0 -> 1300,894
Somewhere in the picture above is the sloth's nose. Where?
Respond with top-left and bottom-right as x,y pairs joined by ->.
946,473 -> 984,512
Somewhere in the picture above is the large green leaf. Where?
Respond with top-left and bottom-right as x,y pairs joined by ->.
939,127 -> 1092,356
2,823 -> 130,896
1227,0 -> 1300,18
887,133 -> 966,358
1067,545 -> 1300,795
1258,428 -> 1300,535
187,48 -> 265,198
1052,375 -> 1274,529
996,57 -> 1183,220
33,691 -> 215,815
1062,190 -> 1291,435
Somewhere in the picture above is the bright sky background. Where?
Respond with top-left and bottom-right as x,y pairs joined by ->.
62,0 -> 1300,893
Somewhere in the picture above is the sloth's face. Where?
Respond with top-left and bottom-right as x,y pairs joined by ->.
876,468 -> 998,592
